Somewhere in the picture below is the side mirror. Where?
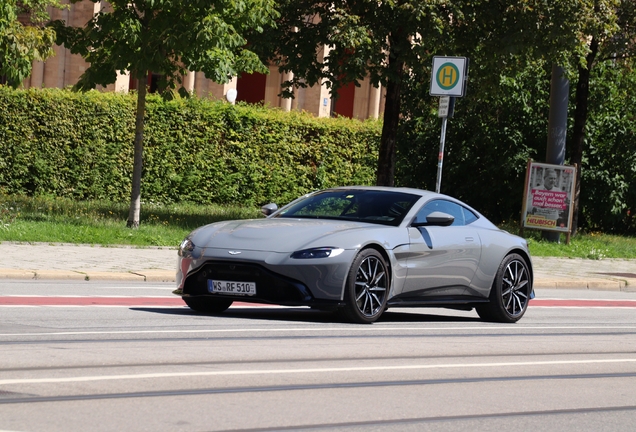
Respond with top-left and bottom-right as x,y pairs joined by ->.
261,203 -> 278,216
412,211 -> 455,227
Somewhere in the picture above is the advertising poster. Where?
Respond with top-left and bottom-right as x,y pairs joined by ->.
522,162 -> 576,233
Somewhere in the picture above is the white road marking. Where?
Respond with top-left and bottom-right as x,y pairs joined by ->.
531,306 -> 636,309
1,325 -> 635,337
1,358 -> 636,386
539,298 -> 636,302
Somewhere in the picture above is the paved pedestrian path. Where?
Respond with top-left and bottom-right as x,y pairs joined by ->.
0,243 -> 174,282
0,242 -> 635,291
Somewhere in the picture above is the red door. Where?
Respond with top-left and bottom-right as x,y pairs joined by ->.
332,81 -> 355,118
236,72 -> 267,104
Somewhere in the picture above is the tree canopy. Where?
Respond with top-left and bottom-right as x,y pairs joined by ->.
252,0 -> 613,186
52,0 -> 278,92
564,0 -> 636,232
52,0 -> 278,227
251,0 -> 454,186
0,0 -> 62,86
396,0 -> 636,233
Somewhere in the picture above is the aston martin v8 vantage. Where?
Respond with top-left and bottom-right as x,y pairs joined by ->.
174,186 -> 534,323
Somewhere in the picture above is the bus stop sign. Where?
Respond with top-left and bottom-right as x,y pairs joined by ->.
430,56 -> 468,97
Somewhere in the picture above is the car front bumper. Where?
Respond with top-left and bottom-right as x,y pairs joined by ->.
176,248 -> 358,303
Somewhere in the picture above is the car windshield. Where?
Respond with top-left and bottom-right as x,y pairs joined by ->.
274,190 -> 421,226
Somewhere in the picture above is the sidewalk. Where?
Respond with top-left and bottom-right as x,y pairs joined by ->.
0,242 -> 635,291
0,243 -> 175,283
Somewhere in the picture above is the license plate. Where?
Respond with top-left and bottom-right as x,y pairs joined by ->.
207,280 -> 256,296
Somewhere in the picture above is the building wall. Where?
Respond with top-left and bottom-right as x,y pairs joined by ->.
353,76 -> 383,120
23,0 -> 97,89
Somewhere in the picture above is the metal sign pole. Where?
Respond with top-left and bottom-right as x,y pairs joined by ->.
430,56 -> 468,194
436,116 -> 448,193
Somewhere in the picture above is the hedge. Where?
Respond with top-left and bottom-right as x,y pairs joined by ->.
0,87 -> 381,206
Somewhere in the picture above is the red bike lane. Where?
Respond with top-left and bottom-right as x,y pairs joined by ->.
0,296 -> 256,307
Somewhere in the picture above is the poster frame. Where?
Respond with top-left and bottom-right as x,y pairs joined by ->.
520,160 -> 577,242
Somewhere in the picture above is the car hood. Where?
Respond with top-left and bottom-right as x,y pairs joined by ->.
190,218 -> 375,253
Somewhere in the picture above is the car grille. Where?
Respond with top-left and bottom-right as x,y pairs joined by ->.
183,261 -> 313,304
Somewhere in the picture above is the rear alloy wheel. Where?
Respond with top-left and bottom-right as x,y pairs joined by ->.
183,296 -> 233,314
341,249 -> 389,324
477,253 -> 531,323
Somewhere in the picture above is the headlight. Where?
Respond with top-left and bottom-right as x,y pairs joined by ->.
291,247 -> 344,259
179,237 -> 195,257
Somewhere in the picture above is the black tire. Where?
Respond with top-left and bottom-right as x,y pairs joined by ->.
340,249 -> 389,324
183,296 -> 233,314
476,253 -> 532,323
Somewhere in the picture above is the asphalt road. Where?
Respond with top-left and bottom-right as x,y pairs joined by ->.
1,280 -> 636,431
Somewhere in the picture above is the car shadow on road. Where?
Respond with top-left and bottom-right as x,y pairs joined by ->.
130,307 -> 482,324
380,310 -> 482,323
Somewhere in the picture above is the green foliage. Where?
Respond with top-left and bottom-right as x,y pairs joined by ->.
396,55 -> 636,235
578,60 -> 636,233
51,0 -> 279,91
0,88 -> 136,198
0,87 -> 380,206
250,0 -> 455,185
448,1 -> 619,80
252,0 -> 617,186
0,0 -> 61,86
397,61 -> 551,223
252,0 -> 450,93
50,0 -> 280,226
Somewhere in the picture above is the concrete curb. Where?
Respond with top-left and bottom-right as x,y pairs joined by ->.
534,279 -> 628,291
0,269 -> 175,282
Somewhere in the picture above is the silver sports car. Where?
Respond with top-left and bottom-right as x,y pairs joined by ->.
174,186 -> 534,323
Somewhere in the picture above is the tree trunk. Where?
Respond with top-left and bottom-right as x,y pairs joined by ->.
127,73 -> 148,228
570,36 -> 598,235
376,59 -> 404,186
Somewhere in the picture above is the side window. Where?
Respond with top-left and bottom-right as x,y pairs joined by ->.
414,200 -> 466,226
463,207 -> 479,225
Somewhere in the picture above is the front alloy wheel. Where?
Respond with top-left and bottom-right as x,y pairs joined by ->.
341,249 -> 389,324
477,253 -> 532,323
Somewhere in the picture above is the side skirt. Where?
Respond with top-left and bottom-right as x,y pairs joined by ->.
387,296 -> 489,309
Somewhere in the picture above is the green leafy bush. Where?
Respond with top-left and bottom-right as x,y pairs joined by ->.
0,87 -> 381,206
